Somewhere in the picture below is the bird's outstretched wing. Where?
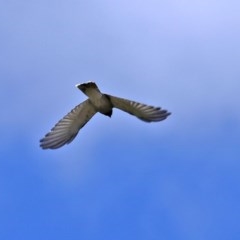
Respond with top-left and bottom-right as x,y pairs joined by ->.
40,99 -> 97,149
106,94 -> 171,122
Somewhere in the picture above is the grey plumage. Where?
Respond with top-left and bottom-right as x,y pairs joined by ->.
106,95 -> 170,122
40,82 -> 171,149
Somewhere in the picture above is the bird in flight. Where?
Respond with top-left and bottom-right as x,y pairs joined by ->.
40,82 -> 171,149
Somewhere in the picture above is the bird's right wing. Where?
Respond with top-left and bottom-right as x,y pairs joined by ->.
106,94 -> 171,122
40,99 -> 97,149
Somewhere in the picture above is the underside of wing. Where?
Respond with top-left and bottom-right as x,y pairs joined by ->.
106,94 -> 171,122
40,99 -> 97,149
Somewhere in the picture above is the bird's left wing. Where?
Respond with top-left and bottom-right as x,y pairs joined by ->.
106,94 -> 171,122
40,99 -> 97,149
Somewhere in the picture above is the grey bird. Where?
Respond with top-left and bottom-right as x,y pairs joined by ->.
40,82 -> 171,149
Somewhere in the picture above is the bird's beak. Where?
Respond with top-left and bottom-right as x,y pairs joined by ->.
75,83 -> 81,89
76,83 -> 85,91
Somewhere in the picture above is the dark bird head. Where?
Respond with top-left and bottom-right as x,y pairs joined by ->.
76,82 -> 98,93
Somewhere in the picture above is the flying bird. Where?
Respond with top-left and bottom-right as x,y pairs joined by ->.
40,82 -> 171,149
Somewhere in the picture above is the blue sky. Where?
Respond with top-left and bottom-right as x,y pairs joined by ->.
1,0 -> 240,239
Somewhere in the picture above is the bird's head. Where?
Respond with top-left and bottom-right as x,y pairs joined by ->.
76,81 -> 98,93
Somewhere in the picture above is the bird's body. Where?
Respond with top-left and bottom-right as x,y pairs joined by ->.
40,82 -> 171,149
78,82 -> 113,116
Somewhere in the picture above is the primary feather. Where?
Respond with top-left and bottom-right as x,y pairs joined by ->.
40,100 -> 97,149
106,95 -> 171,122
